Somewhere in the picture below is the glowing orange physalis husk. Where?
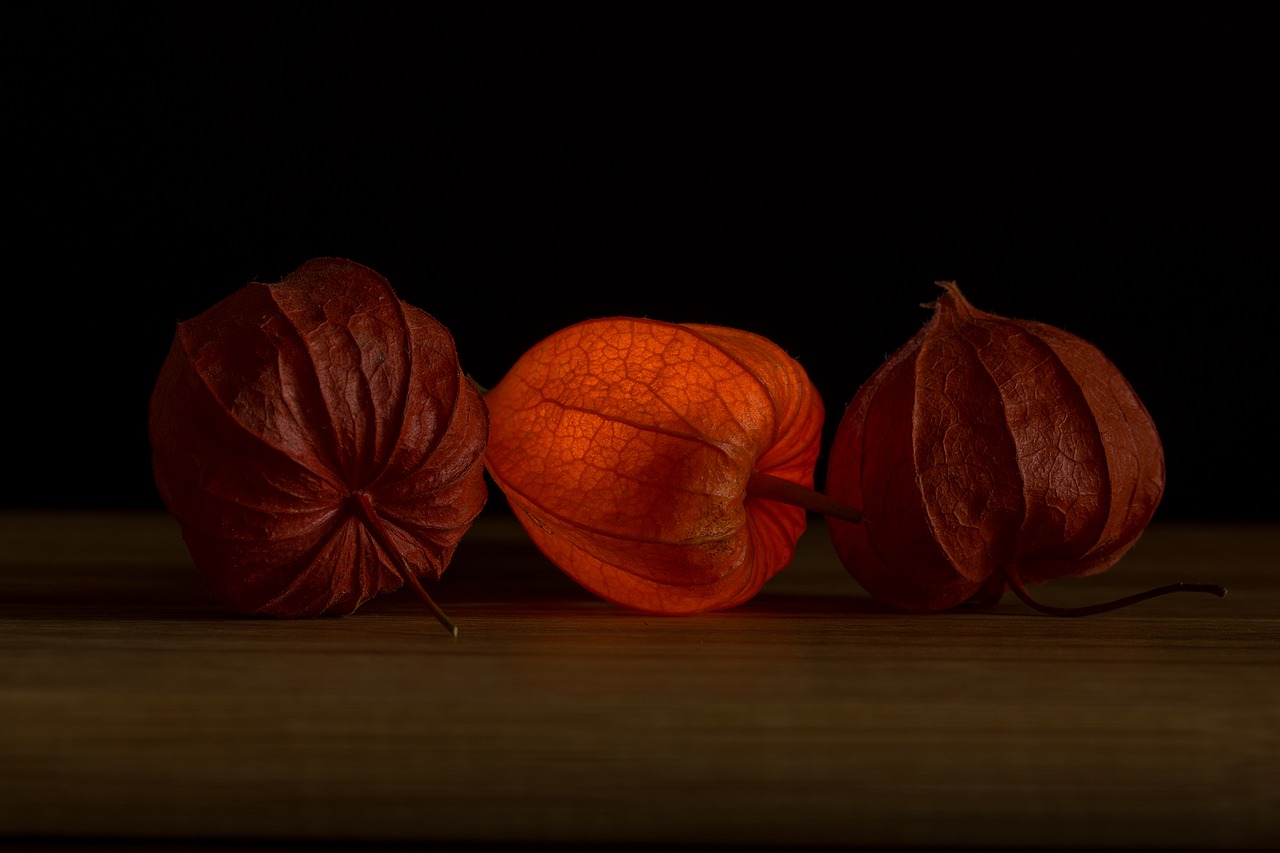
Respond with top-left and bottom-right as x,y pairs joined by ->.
483,317 -> 852,615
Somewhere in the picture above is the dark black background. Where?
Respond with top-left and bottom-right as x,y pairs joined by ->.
10,5 -> 1276,522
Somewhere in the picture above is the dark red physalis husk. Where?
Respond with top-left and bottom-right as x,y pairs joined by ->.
148,258 -> 488,633
825,281 -> 1225,615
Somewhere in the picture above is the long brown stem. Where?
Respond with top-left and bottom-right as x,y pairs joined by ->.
746,471 -> 866,524
353,492 -> 458,637
1000,567 -> 1226,617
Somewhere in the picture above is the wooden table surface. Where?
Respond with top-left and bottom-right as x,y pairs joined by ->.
1,510 -> 1276,852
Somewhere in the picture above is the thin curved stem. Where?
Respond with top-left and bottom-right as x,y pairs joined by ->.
1000,567 -> 1226,617
353,492 -> 459,637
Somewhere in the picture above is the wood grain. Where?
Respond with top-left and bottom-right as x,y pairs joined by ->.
1,511 -> 1277,850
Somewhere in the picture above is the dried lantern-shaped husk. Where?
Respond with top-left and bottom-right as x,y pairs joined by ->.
825,282 -> 1224,615
149,258 -> 488,633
